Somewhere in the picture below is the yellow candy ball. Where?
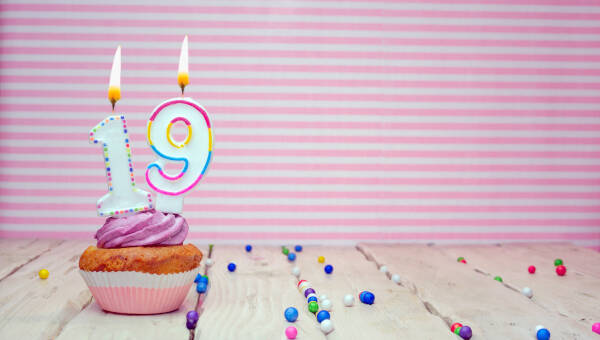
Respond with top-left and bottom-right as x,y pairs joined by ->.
38,269 -> 49,280
318,256 -> 325,263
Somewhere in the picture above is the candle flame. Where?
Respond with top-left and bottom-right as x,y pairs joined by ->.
108,45 -> 121,111
178,35 -> 189,94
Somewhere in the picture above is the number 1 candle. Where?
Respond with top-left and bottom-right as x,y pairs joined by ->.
146,36 -> 213,214
89,46 -> 153,217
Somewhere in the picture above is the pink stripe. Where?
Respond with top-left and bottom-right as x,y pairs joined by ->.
3,132 -> 600,145
0,188 -> 597,200
2,32 -> 600,49
0,216 -> 598,227
3,75 -> 600,90
5,117 -> 600,132
0,202 -> 598,214
4,18 -> 600,35
3,160 -> 600,172
3,89 -> 600,104
1,4 -> 599,21
2,173 -> 598,186
1,103 -> 598,118
0,230 -> 597,241
3,145 -> 600,160
3,61 -> 600,77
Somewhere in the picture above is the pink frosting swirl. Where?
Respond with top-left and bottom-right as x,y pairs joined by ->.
95,210 -> 188,248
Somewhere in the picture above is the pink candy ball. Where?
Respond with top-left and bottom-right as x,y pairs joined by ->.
592,322 -> 600,335
285,326 -> 298,339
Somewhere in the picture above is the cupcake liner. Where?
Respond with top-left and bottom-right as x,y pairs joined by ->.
80,269 -> 197,315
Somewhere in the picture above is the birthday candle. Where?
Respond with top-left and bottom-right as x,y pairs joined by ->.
146,36 -> 213,214
89,46 -> 153,217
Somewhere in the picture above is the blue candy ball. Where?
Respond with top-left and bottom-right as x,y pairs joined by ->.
245,244 -> 252,252
316,310 -> 330,323
295,245 -> 303,252
360,291 -> 375,305
196,282 -> 207,293
536,329 -> 551,340
199,275 -> 209,284
307,296 -> 318,303
284,307 -> 298,322
288,253 -> 296,262
227,262 -> 236,272
324,264 -> 334,274
194,273 -> 202,283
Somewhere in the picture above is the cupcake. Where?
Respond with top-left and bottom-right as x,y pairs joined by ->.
79,210 -> 202,314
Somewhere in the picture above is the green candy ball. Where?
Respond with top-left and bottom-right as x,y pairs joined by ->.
282,248 -> 290,255
308,301 -> 319,313
554,258 -> 563,266
457,257 -> 464,262
494,276 -> 503,282
454,327 -> 462,335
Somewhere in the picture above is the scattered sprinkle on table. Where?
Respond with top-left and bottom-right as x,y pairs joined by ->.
324,264 -> 334,274
592,322 -> 600,334
459,325 -> 472,340
536,327 -> 551,340
391,274 -> 401,283
528,265 -> 536,274
359,291 -> 375,305
494,276 -> 503,282
186,310 -> 199,330
321,299 -> 332,311
343,294 -> 355,306
451,323 -> 462,333
288,253 -> 296,262
227,262 -> 236,272
379,265 -> 388,273
554,258 -> 563,266
38,269 -> 49,280
245,244 -> 252,252
282,247 -> 290,255
320,319 -> 334,334
556,265 -> 566,276
284,307 -> 298,322
457,257 -> 466,264
522,287 -> 533,298
318,256 -> 325,263
317,310 -> 331,323
294,245 -> 302,252
308,301 -> 319,313
205,258 -> 214,267
292,266 -> 301,277
285,326 -> 297,339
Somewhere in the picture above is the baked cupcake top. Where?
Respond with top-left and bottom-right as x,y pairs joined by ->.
95,210 -> 188,248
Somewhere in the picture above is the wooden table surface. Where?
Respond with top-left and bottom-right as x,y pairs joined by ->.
0,239 -> 598,340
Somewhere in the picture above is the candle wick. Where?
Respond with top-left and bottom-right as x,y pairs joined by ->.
111,100 -> 116,112
180,85 -> 185,97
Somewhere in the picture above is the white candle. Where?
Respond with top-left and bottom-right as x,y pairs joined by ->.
89,46 -> 153,217
146,37 -> 213,213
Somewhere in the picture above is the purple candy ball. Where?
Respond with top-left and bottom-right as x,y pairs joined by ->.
186,320 -> 197,330
459,325 -> 472,340
304,288 -> 316,297
186,310 -> 199,322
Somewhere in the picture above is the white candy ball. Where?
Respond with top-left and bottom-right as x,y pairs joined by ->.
319,294 -> 328,301
343,294 -> 355,307
205,258 -> 214,267
298,281 -> 311,292
379,265 -> 388,273
522,287 -> 533,298
321,299 -> 332,311
391,274 -> 401,284
535,325 -> 545,332
320,319 -> 334,334
292,266 -> 301,277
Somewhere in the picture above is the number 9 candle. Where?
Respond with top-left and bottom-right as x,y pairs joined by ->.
146,36 -> 213,213
89,46 -> 153,217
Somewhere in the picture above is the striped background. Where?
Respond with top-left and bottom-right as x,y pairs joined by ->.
0,0 -> 599,248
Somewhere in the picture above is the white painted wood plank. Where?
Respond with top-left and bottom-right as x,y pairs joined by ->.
0,238 -> 64,281
440,243 -> 600,331
0,240 -> 92,339
358,243 -> 593,340
290,245 -> 455,340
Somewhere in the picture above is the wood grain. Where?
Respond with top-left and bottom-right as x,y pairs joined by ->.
0,238 -> 64,281
0,240 -> 92,339
357,243 -> 597,340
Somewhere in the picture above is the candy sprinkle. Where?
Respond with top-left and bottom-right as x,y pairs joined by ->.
450,323 -> 462,332
554,258 -> 563,266
343,294 -> 355,307
591,322 -> 600,334
288,253 -> 297,262
245,244 -> 252,252
528,265 -> 536,274
227,262 -> 236,272
294,245 -> 303,252
320,319 -> 334,334
522,287 -> 533,298
556,265 -> 567,276
285,326 -> 297,339
284,307 -> 298,322
324,264 -> 334,274
308,301 -> 319,313
536,328 -> 551,340
459,325 -> 472,340
318,256 -> 325,263
359,291 -> 375,305
38,269 -> 49,280
494,276 -> 503,282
